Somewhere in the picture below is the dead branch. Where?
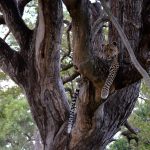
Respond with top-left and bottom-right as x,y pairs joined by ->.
3,30 -> 10,40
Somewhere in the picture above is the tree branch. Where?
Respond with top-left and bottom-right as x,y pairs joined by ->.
62,0 -> 78,12
63,71 -> 80,84
3,30 -> 10,40
100,0 -> 150,88
65,87 -> 73,98
0,0 -> 32,25
139,96 -> 149,101
61,23 -> 72,62
0,38 -> 27,85
0,0 -> 32,48
18,0 -> 32,16
124,121 -> 140,134
92,16 -> 109,43
61,63 -> 73,71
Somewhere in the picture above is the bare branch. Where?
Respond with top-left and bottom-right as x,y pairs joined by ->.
0,38 -> 27,85
3,30 -> 10,40
61,63 -> 73,71
92,16 -> 109,43
0,0 -> 32,25
124,121 -> 140,135
65,87 -> 73,98
100,0 -> 150,88
139,96 -> 149,101
121,130 -> 139,146
0,0 -> 32,48
0,38 -> 17,65
63,20 -> 71,26
61,23 -> 72,61
63,71 -> 80,84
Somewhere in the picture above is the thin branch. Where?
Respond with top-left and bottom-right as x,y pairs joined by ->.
124,121 -> 140,135
100,0 -> 150,88
138,96 -> 149,101
92,16 -> 109,43
121,130 -> 139,145
65,87 -> 73,98
0,0 -> 32,25
63,20 -> 70,26
0,38 -> 17,64
63,71 -> 80,84
0,0 -> 32,48
61,63 -> 73,71
24,133 -> 32,141
3,30 -> 10,40
0,38 -> 27,85
61,23 -> 72,61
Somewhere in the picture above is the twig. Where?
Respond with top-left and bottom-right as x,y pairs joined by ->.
100,0 -> 150,88
3,30 -> 10,40
138,96 -> 149,101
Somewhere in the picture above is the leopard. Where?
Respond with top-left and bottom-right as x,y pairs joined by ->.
67,88 -> 80,134
100,41 -> 119,99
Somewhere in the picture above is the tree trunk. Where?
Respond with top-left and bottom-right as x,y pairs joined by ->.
0,0 -> 150,150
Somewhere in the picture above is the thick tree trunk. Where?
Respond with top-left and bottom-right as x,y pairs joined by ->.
0,0 -> 150,150
22,1 -> 70,149
63,0 -> 143,149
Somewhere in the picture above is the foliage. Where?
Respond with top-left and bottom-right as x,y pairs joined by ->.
109,138 -> 129,150
0,72 -> 36,150
108,82 -> 150,150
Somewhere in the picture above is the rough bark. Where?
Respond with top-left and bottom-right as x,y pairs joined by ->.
0,0 -> 150,150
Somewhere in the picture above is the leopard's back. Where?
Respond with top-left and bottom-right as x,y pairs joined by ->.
100,42 -> 119,99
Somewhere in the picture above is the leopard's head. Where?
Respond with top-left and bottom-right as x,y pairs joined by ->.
101,41 -> 119,60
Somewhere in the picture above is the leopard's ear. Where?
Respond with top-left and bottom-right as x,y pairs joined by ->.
112,41 -> 117,46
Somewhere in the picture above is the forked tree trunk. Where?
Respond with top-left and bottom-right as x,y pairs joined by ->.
0,0 -> 150,150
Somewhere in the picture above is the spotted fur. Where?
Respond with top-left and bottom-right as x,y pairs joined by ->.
101,42 -> 119,99
67,88 -> 80,134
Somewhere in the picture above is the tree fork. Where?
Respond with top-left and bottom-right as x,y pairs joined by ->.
0,0 -> 150,150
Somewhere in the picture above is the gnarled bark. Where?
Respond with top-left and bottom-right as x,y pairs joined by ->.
0,0 -> 150,150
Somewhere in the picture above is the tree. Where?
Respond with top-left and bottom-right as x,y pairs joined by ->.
0,71 -> 36,150
109,82 -> 150,150
0,0 -> 150,149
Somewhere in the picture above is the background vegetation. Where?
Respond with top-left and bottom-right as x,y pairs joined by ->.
0,1 -> 149,149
